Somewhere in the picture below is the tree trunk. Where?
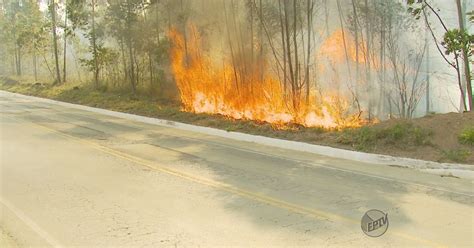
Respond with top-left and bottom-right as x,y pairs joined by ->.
223,0 -> 239,92
351,0 -> 360,100
91,0 -> 99,89
12,26 -> 20,76
17,45 -> 22,76
180,0 -> 188,64
155,2 -> 160,43
364,0 -> 372,119
120,38 -> 128,84
378,8 -> 386,118
63,1 -> 67,83
425,25 -> 430,114
128,42 -> 136,94
455,0 -> 472,111
126,0 -> 136,94
305,0 -> 312,105
50,0 -> 61,84
278,0 -> 287,94
148,52 -> 153,87
249,1 -> 254,65
33,49 -> 37,81
283,0 -> 295,110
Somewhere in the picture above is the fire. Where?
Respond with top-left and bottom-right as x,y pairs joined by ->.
320,29 -> 366,64
320,29 -> 381,69
169,26 -> 364,129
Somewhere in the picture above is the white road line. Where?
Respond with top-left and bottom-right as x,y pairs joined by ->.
0,197 -> 63,248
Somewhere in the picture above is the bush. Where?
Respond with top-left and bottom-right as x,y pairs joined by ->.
336,127 -> 376,151
336,122 -> 432,152
459,126 -> 474,146
441,149 -> 471,163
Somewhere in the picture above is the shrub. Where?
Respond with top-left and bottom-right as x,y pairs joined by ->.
336,122 -> 432,152
459,126 -> 474,146
441,149 -> 471,163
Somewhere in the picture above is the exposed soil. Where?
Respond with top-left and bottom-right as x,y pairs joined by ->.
322,112 -> 474,164
1,79 -> 473,164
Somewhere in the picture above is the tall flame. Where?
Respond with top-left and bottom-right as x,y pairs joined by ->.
169,26 -> 363,129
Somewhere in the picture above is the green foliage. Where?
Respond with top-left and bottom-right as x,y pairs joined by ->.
67,0 -> 90,30
406,0 -> 424,20
0,0 -> 48,65
79,47 -> 118,72
406,1 -> 473,61
441,149 -> 471,163
442,29 -> 474,58
337,122 -> 432,152
459,127 -> 474,145
468,11 -> 474,24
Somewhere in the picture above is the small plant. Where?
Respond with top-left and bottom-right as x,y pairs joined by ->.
441,149 -> 471,163
336,127 -> 377,151
355,127 -> 377,151
336,122 -> 432,152
459,127 -> 474,146
377,122 -> 432,147
412,126 -> 433,146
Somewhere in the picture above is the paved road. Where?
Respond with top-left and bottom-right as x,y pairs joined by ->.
0,91 -> 472,247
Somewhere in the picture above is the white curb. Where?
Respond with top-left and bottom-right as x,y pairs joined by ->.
1,90 -> 473,179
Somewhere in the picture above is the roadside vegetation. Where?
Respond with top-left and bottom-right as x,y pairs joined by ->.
337,122 -> 433,152
459,127 -> 474,146
2,78 -> 473,164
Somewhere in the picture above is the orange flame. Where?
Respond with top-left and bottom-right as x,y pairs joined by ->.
320,29 -> 382,70
169,26 -> 364,129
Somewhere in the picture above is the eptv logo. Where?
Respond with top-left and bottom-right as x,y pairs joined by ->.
361,209 -> 389,237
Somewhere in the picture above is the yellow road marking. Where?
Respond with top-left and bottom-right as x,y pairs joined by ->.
5,115 -> 447,248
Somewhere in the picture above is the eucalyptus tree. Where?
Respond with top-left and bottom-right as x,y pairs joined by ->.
253,0 -> 317,114
49,0 -> 62,84
28,0 -> 49,81
1,0 -> 33,76
67,0 -> 104,88
105,0 -> 149,94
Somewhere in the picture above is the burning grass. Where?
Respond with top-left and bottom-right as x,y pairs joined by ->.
169,26 -> 364,130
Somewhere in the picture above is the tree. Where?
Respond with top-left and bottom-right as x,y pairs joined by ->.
254,0 -> 315,114
408,0 -> 473,111
62,0 -> 69,83
67,0 -> 103,88
2,0 -> 31,76
27,0 -> 49,81
387,33 -> 427,118
105,0 -> 149,94
49,0 -> 62,84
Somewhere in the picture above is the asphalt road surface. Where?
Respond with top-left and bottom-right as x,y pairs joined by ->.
0,91 -> 473,247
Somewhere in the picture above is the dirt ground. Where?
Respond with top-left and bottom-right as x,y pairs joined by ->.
322,112 -> 474,164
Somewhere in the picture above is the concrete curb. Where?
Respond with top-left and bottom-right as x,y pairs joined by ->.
2,90 -> 473,179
